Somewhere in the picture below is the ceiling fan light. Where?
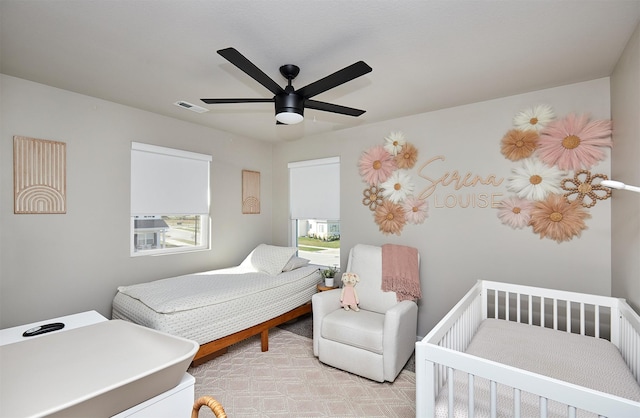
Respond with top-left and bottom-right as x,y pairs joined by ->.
276,111 -> 304,125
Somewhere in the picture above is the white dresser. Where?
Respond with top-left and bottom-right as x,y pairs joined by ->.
0,311 -> 195,417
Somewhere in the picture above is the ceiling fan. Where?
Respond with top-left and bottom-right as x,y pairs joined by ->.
201,47 -> 372,125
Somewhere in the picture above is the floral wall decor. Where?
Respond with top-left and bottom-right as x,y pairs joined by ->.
496,105 -> 613,243
359,131 -> 427,235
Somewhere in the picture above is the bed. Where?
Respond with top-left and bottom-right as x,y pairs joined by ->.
112,244 -> 321,366
415,280 -> 640,418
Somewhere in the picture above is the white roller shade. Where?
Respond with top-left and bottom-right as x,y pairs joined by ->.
131,142 -> 211,215
288,157 -> 340,220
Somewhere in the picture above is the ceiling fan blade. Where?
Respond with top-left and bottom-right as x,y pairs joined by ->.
305,99 -> 366,117
201,98 -> 274,104
297,61 -> 372,99
217,47 -> 284,96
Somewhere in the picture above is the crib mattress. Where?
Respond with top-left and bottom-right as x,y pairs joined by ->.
112,265 -> 320,344
435,318 -> 640,417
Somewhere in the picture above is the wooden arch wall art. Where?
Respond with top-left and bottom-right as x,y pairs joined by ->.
242,169 -> 260,214
14,136 -> 67,214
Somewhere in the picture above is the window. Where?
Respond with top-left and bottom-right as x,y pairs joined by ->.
288,157 -> 340,267
130,142 -> 211,256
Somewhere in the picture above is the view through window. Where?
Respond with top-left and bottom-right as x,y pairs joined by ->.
289,157 -> 340,268
294,219 -> 340,270
133,215 -> 205,254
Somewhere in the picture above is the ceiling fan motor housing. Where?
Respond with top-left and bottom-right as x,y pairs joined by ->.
275,91 -> 304,119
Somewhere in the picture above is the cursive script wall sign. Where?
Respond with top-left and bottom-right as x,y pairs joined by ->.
416,155 -> 504,208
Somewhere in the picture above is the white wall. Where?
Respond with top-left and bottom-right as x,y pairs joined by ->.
273,78 -> 613,336
1,73 -> 624,335
0,75 -> 274,327
611,22 -> 640,313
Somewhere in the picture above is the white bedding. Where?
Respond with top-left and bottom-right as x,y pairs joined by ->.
112,265 -> 320,345
117,265 -> 310,313
435,319 -> 640,417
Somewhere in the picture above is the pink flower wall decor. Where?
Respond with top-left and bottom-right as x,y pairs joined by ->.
529,194 -> 591,243
360,131 -> 424,236
500,129 -> 539,161
496,197 -> 534,229
358,145 -> 397,186
538,113 -> 612,171
497,105 -> 613,242
395,142 -> 419,169
374,200 -> 406,235
402,195 -> 428,224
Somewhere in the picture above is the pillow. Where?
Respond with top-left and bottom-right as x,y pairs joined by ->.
282,256 -> 310,272
242,244 -> 298,275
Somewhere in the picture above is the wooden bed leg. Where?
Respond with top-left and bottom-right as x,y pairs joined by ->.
191,303 -> 311,365
191,347 -> 228,367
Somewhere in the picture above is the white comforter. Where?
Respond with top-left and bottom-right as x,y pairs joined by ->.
113,265 -> 320,344
118,266 -> 312,314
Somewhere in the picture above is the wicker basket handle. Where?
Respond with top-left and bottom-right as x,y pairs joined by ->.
191,395 -> 227,418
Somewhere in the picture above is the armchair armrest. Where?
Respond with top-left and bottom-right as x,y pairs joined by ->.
382,300 -> 418,380
311,289 -> 342,356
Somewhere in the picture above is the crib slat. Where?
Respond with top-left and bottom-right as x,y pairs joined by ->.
517,293 -> 521,323
567,301 -> 572,333
553,299 -> 558,330
506,292 -> 510,321
448,367 -> 454,418
595,305 -> 600,338
514,388 -> 521,418
539,397 -> 547,418
634,328 -> 637,381
580,302 -> 586,335
632,322 -> 639,380
490,380 -> 497,418
541,297 -> 545,328
625,318 -> 639,381
528,294 -> 533,325
468,374 -> 474,418
568,405 -> 576,418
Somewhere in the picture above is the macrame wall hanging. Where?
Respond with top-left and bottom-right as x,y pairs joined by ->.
14,136 -> 67,214
242,169 -> 261,214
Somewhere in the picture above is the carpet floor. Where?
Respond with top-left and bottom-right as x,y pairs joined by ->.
277,313 -> 416,373
188,325 -> 416,418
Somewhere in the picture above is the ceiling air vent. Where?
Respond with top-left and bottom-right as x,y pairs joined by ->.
174,101 -> 209,113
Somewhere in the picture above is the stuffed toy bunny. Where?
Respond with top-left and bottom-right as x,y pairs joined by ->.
340,272 -> 360,311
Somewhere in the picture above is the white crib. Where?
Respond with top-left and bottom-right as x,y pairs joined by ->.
415,280 -> 640,418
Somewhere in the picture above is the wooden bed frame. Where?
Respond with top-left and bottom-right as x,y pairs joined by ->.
191,303 -> 311,366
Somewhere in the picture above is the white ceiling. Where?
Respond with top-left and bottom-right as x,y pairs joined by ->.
1,1 -> 639,143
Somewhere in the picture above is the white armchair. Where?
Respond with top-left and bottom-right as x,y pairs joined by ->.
312,244 -> 419,382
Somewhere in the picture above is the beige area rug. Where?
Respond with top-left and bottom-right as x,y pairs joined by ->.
188,328 -> 416,418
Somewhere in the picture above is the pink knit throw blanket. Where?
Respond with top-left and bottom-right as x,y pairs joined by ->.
381,244 -> 421,302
